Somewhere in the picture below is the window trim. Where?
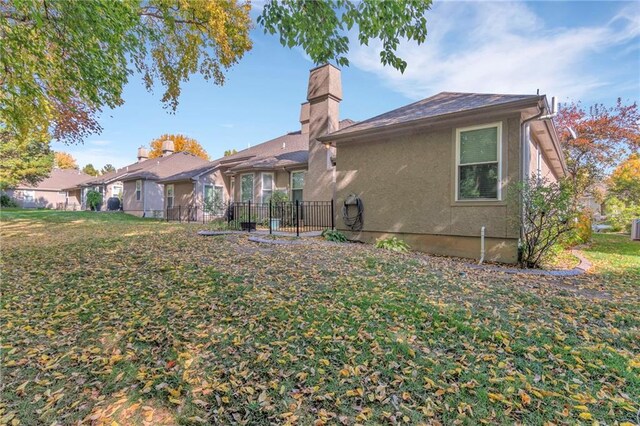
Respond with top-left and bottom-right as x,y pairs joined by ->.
455,122 -> 502,202
261,172 -> 274,203
166,184 -> 174,208
240,173 -> 254,203
135,180 -> 142,201
23,190 -> 35,202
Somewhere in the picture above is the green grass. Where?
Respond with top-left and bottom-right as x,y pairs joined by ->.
0,210 -> 638,425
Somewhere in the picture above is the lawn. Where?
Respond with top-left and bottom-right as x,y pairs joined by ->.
1,210 -> 638,425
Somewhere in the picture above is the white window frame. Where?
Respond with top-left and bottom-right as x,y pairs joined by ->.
112,184 -> 123,197
230,178 -> 235,202
166,184 -> 174,208
240,173 -> 254,203
135,180 -> 142,201
455,122 -> 502,202
261,172 -> 274,203
23,190 -> 35,202
536,145 -> 542,183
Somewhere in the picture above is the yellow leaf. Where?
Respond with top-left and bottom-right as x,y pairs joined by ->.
578,412 -> 592,420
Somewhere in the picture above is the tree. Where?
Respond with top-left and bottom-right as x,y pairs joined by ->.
0,131 -> 53,189
101,164 -> 116,175
554,99 -> 640,197
2,0 -> 430,184
82,164 -> 99,177
258,1 -> 430,72
224,149 -> 238,157
54,152 -> 78,170
609,153 -> 640,204
148,134 -> 209,160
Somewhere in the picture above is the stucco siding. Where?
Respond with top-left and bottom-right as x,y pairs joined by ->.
5,189 -> 67,209
122,180 -> 143,215
335,115 -> 522,262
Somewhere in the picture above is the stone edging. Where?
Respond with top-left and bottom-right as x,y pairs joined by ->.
465,249 -> 592,276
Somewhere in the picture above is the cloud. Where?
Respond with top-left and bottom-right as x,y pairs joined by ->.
89,140 -> 111,146
348,1 -> 640,103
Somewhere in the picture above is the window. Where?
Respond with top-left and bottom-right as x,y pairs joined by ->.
204,184 -> 224,214
241,174 -> 254,202
112,185 -> 122,197
261,173 -> 274,203
166,184 -> 174,208
537,147 -> 542,182
23,190 -> 35,202
135,180 -> 142,201
291,171 -> 304,203
230,178 -> 235,202
456,123 -> 501,200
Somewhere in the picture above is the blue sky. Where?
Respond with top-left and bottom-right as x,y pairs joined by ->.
53,0 -> 640,169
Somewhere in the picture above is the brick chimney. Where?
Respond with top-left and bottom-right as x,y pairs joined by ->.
161,139 -> 174,157
300,102 -> 310,134
137,146 -> 149,162
305,64 -> 341,201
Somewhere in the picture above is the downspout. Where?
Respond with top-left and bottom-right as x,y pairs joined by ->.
478,226 -> 486,264
142,180 -> 146,217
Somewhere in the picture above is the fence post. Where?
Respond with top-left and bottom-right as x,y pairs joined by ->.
248,200 -> 251,233
178,205 -> 182,223
166,207 -> 169,222
331,199 -> 335,230
296,200 -> 300,237
269,199 -> 273,235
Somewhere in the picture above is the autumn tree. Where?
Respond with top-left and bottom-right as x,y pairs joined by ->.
610,153 -> 640,204
148,134 -> 209,160
82,164 -> 99,177
224,149 -> 238,156
1,0 -> 431,184
54,152 -> 78,170
554,99 -> 640,197
101,164 -> 116,174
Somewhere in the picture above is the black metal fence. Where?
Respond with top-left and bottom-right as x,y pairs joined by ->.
166,200 -> 334,236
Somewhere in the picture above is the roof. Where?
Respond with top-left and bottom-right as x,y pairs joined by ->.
322,92 -> 541,140
156,161 -> 220,184
219,119 -> 355,174
119,152 -> 211,181
16,169 -> 92,191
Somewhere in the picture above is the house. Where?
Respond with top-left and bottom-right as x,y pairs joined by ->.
156,101 -> 354,217
316,66 -> 567,263
4,168 -> 92,209
63,141 -> 209,215
155,64 -> 566,263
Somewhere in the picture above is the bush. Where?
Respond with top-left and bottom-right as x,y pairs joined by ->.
375,236 -> 410,253
512,178 -> 576,268
0,194 -> 18,208
605,197 -> 640,233
86,190 -> 103,211
563,210 -> 592,246
321,229 -> 347,242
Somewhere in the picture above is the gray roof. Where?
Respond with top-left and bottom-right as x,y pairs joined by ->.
157,161 -> 220,184
323,92 -> 541,139
220,119 -> 356,173
17,168 -> 92,191
119,152 -> 210,181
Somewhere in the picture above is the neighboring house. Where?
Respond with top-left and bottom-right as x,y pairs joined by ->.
63,142 -> 209,216
315,65 -> 566,263
157,101 -> 355,217
4,169 -> 92,209
579,183 -> 607,221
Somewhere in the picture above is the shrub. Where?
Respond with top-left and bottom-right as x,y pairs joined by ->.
0,194 -> 18,207
512,177 -> 576,268
321,229 -> 347,242
605,197 -> 640,233
375,236 -> 410,253
563,210 -> 592,246
86,190 -> 103,211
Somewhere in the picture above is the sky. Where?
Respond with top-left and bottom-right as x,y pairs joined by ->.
52,0 -> 640,170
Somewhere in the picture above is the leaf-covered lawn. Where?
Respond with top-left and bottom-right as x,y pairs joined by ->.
1,210 -> 638,425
